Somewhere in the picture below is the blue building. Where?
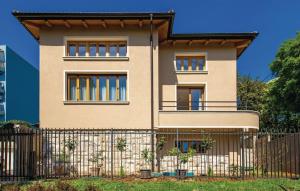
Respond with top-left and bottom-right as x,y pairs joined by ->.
0,45 -> 39,124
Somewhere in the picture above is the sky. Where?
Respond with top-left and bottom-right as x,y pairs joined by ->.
0,0 -> 300,80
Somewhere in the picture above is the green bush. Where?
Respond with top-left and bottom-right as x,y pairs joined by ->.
84,184 -> 103,191
56,181 -> 77,191
3,185 -> 20,191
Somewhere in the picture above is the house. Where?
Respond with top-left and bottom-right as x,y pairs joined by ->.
0,45 -> 39,124
12,11 -> 259,176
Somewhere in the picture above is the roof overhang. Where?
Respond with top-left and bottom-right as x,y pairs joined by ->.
12,10 -> 258,58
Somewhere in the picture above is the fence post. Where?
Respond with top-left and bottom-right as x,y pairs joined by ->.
176,128 -> 179,180
110,129 -> 114,180
241,130 -> 245,180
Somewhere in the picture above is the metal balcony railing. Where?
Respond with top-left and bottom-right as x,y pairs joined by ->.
159,100 -> 252,111
0,103 -> 5,115
0,50 -> 5,72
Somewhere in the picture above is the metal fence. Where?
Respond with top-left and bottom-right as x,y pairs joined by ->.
0,128 -> 299,181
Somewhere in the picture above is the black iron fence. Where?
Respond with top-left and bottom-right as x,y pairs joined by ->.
0,128 -> 299,181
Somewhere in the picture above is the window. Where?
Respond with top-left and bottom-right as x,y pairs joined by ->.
109,44 -> 117,56
176,56 -> 206,71
175,141 -> 209,154
89,44 -> 97,57
67,74 -> 127,102
66,41 -> 127,57
68,44 -> 76,56
78,44 -> 86,56
177,87 -> 205,110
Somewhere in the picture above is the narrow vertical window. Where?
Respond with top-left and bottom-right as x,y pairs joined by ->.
89,76 -> 97,101
176,59 -> 181,71
78,44 -> 86,56
109,76 -> 116,101
183,58 -> 188,71
119,44 -> 127,56
69,78 -> 77,101
99,77 -> 106,101
119,76 -> 127,101
191,58 -> 197,71
68,44 -> 76,56
79,77 -> 87,100
199,58 -> 205,71
99,44 -> 106,56
89,44 -> 97,57
191,89 -> 201,110
109,44 -> 117,56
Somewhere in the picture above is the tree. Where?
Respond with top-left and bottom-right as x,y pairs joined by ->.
237,74 -> 266,111
269,33 -> 300,113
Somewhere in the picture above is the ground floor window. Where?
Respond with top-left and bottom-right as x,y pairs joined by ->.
175,141 -> 207,154
67,74 -> 127,102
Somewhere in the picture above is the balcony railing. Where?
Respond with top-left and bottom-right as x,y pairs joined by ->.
160,101 -> 252,111
0,104 -> 5,115
0,50 -> 5,73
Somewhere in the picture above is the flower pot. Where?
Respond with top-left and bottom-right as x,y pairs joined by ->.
140,169 -> 152,179
90,167 -> 101,176
176,169 -> 187,179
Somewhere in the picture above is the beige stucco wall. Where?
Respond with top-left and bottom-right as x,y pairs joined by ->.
39,27 -> 258,130
159,46 -> 237,111
39,27 -> 159,129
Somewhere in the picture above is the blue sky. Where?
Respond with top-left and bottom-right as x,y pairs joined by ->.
0,0 -> 300,80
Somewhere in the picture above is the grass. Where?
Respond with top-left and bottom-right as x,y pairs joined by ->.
2,177 -> 300,191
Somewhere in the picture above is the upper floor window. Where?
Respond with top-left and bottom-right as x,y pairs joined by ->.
66,41 -> 127,57
177,86 -> 205,111
67,74 -> 127,102
176,56 -> 206,72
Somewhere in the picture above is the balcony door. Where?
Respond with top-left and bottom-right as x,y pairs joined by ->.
177,87 -> 204,110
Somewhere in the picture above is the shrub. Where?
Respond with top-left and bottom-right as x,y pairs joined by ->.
3,185 -> 20,191
27,183 -> 45,191
56,181 -> 77,191
84,184 -> 103,191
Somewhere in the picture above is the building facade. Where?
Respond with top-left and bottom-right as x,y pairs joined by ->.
0,45 -> 39,124
13,11 -> 259,176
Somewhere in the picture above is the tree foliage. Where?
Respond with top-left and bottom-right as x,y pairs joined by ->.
237,33 -> 300,131
269,33 -> 300,113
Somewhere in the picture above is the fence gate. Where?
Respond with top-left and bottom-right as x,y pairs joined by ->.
0,128 -> 35,181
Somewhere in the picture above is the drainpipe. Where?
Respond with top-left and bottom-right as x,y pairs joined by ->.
150,13 -> 155,172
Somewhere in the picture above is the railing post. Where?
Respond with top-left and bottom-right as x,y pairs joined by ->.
241,129 -> 245,180
110,128 -> 114,180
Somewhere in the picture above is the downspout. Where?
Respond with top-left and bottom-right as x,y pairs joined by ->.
150,13 -> 155,172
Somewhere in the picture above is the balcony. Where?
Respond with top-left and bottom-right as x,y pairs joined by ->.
0,104 -> 5,115
0,50 -> 5,73
158,101 -> 259,130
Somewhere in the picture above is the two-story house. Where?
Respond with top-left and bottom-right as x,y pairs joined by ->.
13,11 -> 259,176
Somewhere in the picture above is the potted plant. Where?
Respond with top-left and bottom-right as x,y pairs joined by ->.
200,135 -> 215,176
88,151 -> 104,176
54,137 -> 78,176
168,147 -> 196,179
156,136 -> 166,172
178,148 -> 196,179
140,148 -> 153,179
116,137 -> 126,177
